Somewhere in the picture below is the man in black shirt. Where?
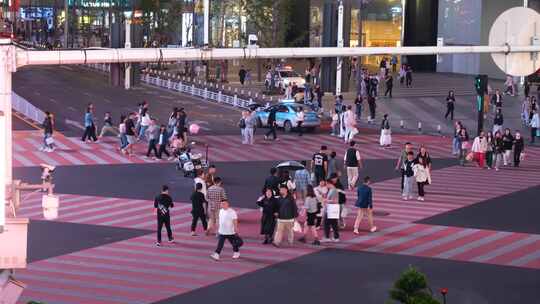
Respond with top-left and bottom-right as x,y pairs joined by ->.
191,183 -> 208,235
312,145 -> 329,185
154,185 -> 174,246
123,112 -> 137,155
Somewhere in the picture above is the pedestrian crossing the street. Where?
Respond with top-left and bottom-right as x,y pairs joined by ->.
13,130 -> 455,167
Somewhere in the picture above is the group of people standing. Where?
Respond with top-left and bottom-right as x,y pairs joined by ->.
254,142 -> 378,247
453,121 -> 525,169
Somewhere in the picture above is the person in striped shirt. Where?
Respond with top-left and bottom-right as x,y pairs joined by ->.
206,177 -> 228,236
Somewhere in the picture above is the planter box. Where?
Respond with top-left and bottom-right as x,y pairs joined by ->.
0,218 -> 29,269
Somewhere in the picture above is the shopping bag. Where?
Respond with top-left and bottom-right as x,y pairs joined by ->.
326,204 -> 340,219
465,152 -> 474,162
293,221 -> 303,233
233,234 -> 244,248
45,137 -> 54,145
520,153 -> 526,161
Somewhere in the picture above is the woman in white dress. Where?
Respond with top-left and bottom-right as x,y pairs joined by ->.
379,114 -> 392,147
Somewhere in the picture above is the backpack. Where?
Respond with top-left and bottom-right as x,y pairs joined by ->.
238,118 -> 246,129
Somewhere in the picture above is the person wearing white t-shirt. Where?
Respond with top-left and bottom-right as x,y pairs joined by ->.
296,107 -> 305,136
194,171 -> 207,198
138,108 -> 151,141
211,200 -> 241,260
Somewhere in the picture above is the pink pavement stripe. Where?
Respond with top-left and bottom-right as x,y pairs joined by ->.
33,258 -> 213,286
15,277 -> 150,304
364,225 -> 447,253
488,240 -> 540,265
524,256 -> 540,268
56,151 -> 85,165
471,235 -> 540,263
346,224 -> 422,251
58,199 -> 151,223
452,233 -> 529,261
78,150 -> 108,164
62,136 -> 93,150
91,204 -> 192,227
416,229 -> 496,257
381,226 -> 460,254
85,244 -> 264,274
14,138 -> 38,150
17,269 -> 186,294
38,149 -> 78,166
13,153 -> 33,166
16,275 -> 168,303
20,289 -> 118,304
207,145 -> 245,162
108,208 -> 193,228
105,241 -> 259,272
18,196 -> 90,216
78,247 -> 258,276
25,197 -> 121,219
28,151 -> 60,166
93,149 -> 131,164
64,149 -> 99,165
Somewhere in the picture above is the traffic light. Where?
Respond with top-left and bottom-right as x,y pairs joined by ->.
475,74 -> 488,96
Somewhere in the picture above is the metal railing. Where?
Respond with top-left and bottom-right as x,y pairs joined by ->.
140,74 -> 256,109
12,92 -> 46,124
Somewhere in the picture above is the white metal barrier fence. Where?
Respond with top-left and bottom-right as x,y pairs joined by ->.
12,92 -> 46,124
140,74 -> 256,109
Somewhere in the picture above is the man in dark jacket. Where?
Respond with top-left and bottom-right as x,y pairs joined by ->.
264,107 -> 278,141
353,176 -> 377,234
238,66 -> 247,85
155,185 -> 174,246
41,111 -> 54,152
272,186 -> 298,247
264,167 -> 280,195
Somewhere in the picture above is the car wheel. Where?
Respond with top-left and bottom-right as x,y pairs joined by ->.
284,120 -> 293,133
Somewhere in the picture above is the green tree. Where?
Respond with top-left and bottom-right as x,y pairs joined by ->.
389,266 -> 441,304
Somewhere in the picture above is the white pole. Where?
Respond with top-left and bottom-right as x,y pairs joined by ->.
16,45 -> 539,67
124,20 -> 131,90
336,1 -> 344,96
203,0 -> 210,46
0,41 -> 14,233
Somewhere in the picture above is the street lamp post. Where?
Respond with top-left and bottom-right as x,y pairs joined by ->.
335,0 -> 344,96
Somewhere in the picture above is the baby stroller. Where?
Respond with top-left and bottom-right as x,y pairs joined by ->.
175,142 -> 209,177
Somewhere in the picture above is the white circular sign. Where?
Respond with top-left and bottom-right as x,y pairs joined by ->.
489,7 -> 540,76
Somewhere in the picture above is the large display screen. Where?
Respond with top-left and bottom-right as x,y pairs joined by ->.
437,0 -> 481,45
20,7 -> 53,20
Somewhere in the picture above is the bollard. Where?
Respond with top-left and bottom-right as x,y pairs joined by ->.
233,95 -> 238,107
228,86 -> 231,91
218,91 -> 222,103
167,79 -> 171,89
255,93 -> 259,98
400,120 -> 404,128
248,91 -> 252,97
191,84 -> 195,96
270,96 -> 273,102
204,88 -> 208,99
437,124 -> 441,134
418,122 -> 422,132
249,98 -> 253,104
235,88 -> 238,93
241,89 -> 245,95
